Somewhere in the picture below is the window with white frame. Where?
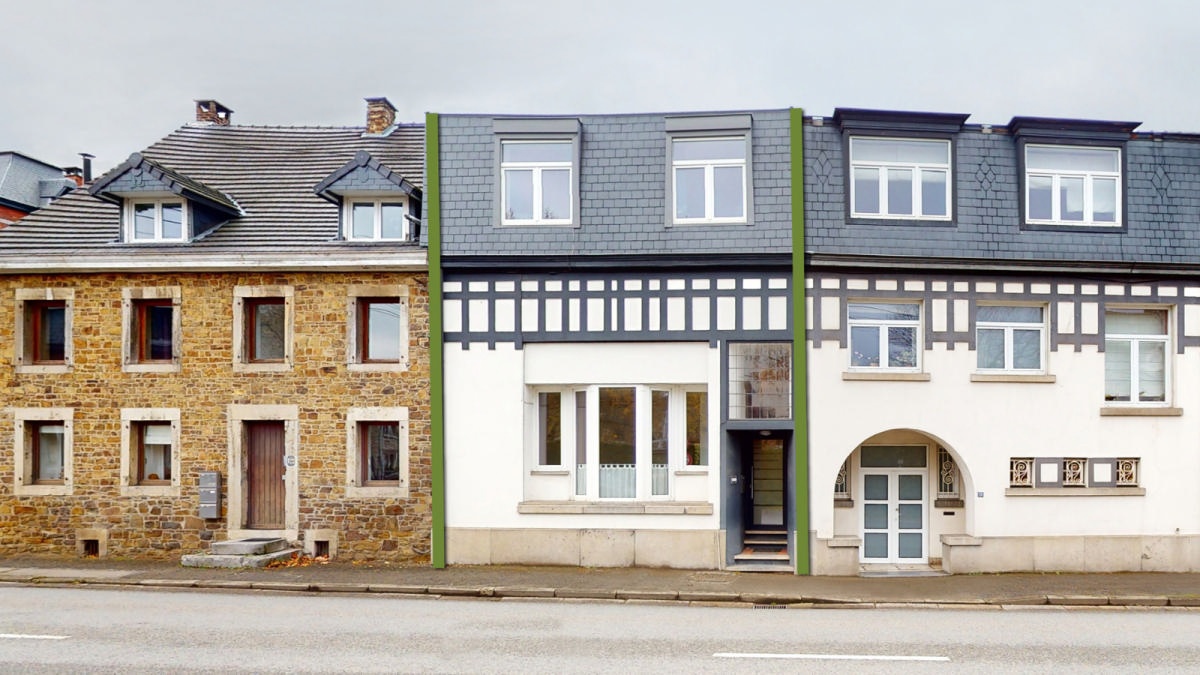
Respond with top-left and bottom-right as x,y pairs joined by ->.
532,385 -> 706,500
1025,144 -> 1121,226
346,407 -> 409,497
120,408 -> 181,496
1105,308 -> 1169,404
346,198 -> 410,241
976,305 -> 1045,372
500,140 -> 573,225
848,302 -> 921,370
671,136 -> 748,224
850,137 -> 951,220
13,407 -> 73,496
126,199 -> 186,242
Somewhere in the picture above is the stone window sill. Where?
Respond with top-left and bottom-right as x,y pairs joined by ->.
1005,487 -> 1145,497
517,501 -> 713,515
842,371 -> 930,382
971,373 -> 1056,383
1100,406 -> 1182,417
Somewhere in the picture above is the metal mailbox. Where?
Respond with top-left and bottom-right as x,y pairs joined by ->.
199,471 -> 221,519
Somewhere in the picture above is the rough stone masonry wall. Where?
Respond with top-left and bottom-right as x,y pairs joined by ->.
0,270 -> 430,562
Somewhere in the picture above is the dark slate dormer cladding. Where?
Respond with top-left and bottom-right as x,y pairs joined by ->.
805,110 -> 1200,267
89,153 -> 241,241
436,110 -> 792,261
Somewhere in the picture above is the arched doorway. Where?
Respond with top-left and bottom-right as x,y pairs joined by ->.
830,428 -> 972,571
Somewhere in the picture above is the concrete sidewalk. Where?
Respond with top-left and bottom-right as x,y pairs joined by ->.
2,555 -> 1199,608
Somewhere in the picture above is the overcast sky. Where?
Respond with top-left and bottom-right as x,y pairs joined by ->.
3,0 -> 1197,173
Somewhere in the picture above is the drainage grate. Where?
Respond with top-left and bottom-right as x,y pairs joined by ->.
753,604 -> 788,609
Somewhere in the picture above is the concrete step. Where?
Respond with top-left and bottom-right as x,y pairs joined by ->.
210,537 -> 289,556
734,549 -> 790,562
180,548 -> 301,569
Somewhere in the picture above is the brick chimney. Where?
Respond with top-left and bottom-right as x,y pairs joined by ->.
195,100 -> 233,126
63,167 -> 84,187
365,97 -> 396,134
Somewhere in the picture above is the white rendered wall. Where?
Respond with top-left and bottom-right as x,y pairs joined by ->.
445,341 -> 722,532
808,337 -> 1200,541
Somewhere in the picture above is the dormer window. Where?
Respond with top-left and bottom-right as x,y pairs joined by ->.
346,198 -> 410,241
127,199 -> 187,242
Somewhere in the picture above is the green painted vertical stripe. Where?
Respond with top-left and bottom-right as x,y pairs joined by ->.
790,107 -> 810,575
425,112 -> 446,568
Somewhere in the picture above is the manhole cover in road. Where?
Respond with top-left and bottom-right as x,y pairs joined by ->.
689,571 -> 735,583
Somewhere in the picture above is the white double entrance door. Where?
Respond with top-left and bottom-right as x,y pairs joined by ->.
860,469 -> 927,564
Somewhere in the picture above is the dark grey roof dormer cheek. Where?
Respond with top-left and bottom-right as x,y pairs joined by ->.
492,117 -> 582,229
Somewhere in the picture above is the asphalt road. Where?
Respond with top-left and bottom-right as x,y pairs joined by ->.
1,586 -> 1198,673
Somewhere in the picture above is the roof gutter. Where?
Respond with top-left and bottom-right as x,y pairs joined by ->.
0,250 -> 428,274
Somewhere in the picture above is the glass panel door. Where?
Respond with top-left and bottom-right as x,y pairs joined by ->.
860,470 -> 927,563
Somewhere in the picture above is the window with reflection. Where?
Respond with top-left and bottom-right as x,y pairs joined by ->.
1025,145 -> 1120,226
850,137 -> 950,220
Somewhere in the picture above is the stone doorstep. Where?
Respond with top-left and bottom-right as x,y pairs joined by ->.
210,537 -> 290,556
180,548 -> 301,569
1168,596 -> 1200,607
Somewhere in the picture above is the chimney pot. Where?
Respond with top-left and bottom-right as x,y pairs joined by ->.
63,167 -> 84,187
364,97 -> 397,135
195,99 -> 233,126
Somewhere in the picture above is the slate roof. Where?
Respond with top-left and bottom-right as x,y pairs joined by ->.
0,151 -> 73,212
0,124 -> 424,258
90,152 -> 242,215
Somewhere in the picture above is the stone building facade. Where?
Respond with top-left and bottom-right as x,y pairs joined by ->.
0,99 -> 430,562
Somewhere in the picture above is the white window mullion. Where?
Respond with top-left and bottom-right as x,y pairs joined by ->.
634,386 -> 649,499
585,386 -> 600,498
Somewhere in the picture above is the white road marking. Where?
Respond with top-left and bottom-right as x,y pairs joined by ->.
0,634 -> 69,640
715,652 -> 949,662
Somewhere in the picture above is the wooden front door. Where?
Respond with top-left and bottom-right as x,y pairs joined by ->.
245,421 -> 285,529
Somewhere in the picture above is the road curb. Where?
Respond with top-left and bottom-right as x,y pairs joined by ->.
6,574 -> 1199,610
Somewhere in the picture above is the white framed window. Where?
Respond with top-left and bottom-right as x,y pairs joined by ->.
346,285 -> 409,372
1105,308 -> 1169,405
671,136 -> 748,224
345,198 -> 410,241
500,140 -> 573,225
850,137 -> 950,220
233,286 -> 294,372
1025,144 -> 1121,226
125,198 -> 187,242
13,407 -> 73,496
531,384 -> 706,499
14,288 -> 74,374
976,305 -> 1045,372
120,408 -> 181,497
345,407 -> 409,498
848,302 -> 921,370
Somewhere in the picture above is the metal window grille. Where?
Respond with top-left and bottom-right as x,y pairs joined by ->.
1116,458 -> 1139,486
937,447 -> 959,499
1010,457 -> 1034,488
1062,458 -> 1086,487
834,460 -> 849,499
